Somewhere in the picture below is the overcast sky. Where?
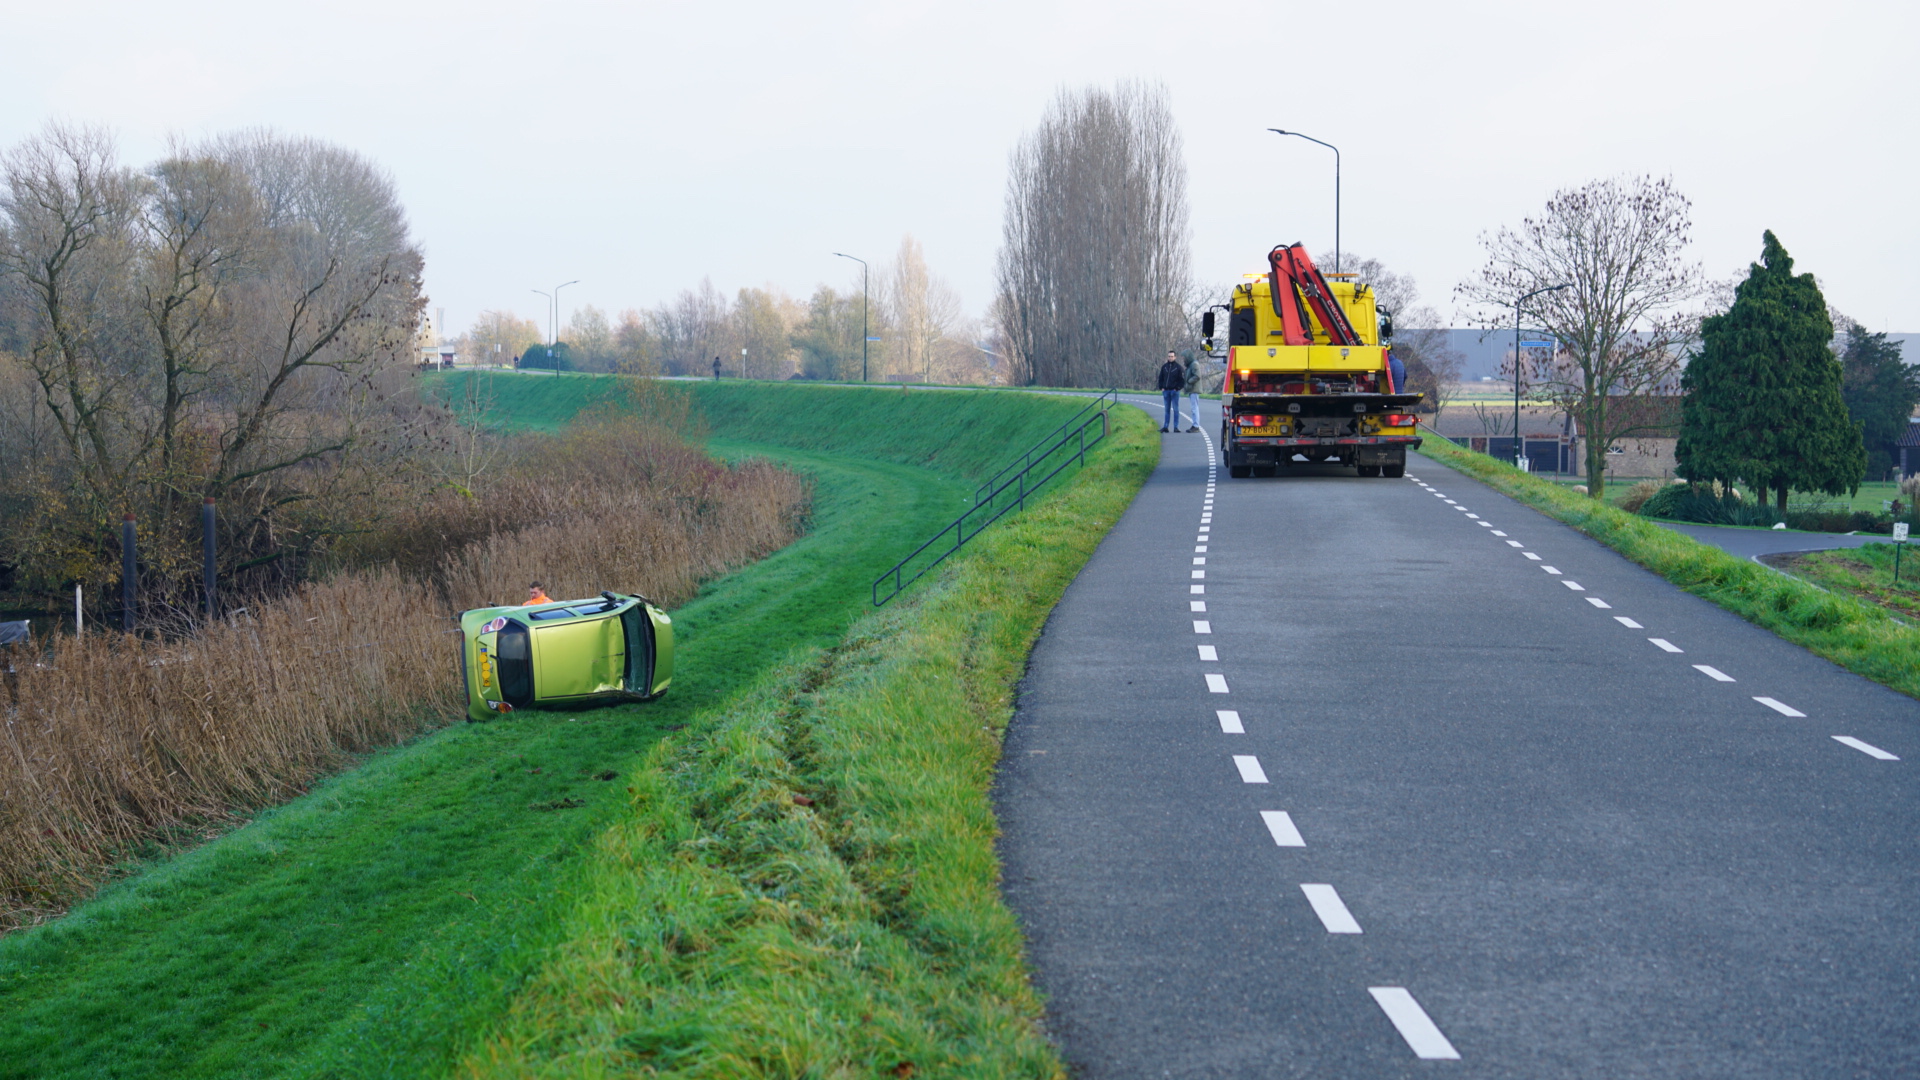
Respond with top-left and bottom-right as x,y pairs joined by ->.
4,0 -> 1914,341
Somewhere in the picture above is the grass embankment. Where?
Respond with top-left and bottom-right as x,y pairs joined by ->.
0,380 -> 1138,1079
1417,437 -> 1920,699
455,394 -> 1156,1077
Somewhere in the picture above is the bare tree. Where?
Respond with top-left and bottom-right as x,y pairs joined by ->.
881,234 -> 963,382
565,304 -> 615,370
650,278 -> 729,376
1456,175 -> 1703,499
461,308 -> 541,367
731,285 -> 800,379
0,123 -> 425,601
995,80 -> 1191,388
1321,251 -> 1464,414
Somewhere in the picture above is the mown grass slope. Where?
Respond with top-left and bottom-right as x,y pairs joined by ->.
0,379 -> 1115,1079
455,396 -> 1158,1077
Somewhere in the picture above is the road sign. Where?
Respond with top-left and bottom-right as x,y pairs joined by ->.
1895,523 -> 1909,542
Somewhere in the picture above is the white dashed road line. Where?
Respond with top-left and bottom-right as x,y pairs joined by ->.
1191,600 -> 1206,612
1369,987 -> 1460,1060
1506,540 -> 1524,548
1260,810 -> 1306,847
1694,665 -> 1735,682
1198,645 -> 1218,661
1650,638 -> 1683,653
1190,584 -> 1205,594
1193,620 -> 1211,633
1562,580 -> 1585,591
1833,736 -> 1899,760
1542,565 -> 1561,574
1217,709 -> 1243,733
1205,673 -> 1229,693
1233,755 -> 1269,783
1587,597 -> 1612,608
1615,616 -> 1643,629
1300,884 -> 1363,934
1754,696 -> 1805,716
1523,551 -> 1541,560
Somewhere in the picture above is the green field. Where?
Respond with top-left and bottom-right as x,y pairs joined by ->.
0,375 -> 1147,1078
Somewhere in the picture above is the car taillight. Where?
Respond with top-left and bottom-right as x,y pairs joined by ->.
1237,415 -> 1267,427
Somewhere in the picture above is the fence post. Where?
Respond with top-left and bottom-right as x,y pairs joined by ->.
202,496 -> 218,623
121,513 -> 137,633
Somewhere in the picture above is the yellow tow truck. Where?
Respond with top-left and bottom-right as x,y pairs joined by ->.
1204,244 -> 1423,478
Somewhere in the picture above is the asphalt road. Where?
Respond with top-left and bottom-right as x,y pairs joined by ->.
995,396 -> 1918,1078
1654,521 -> 1881,559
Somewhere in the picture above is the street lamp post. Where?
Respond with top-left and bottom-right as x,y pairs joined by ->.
531,289 -> 552,343
833,252 -> 869,382
553,279 -> 579,349
1268,129 -> 1340,275
1512,283 -> 1573,468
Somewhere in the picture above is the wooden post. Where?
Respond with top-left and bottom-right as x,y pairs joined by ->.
121,513 -> 137,633
202,496 -> 218,623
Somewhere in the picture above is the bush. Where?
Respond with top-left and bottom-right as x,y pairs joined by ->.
1637,483 -> 1778,526
1618,479 -> 1664,514
518,341 -> 573,371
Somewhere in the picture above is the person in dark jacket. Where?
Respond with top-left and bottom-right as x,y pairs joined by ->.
1182,351 -> 1202,431
1156,351 -> 1185,432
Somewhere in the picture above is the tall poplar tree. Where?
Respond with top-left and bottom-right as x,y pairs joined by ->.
1676,231 -> 1864,510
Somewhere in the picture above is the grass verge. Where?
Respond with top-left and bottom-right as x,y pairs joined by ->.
1765,545 -> 1920,623
1417,437 -> 1920,699
450,401 -> 1158,1076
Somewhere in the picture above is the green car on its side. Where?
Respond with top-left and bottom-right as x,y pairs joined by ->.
458,591 -> 673,722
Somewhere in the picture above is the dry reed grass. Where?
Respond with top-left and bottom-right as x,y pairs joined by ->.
0,398 -> 809,931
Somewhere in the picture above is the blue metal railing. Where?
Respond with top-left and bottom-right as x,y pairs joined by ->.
872,389 -> 1116,606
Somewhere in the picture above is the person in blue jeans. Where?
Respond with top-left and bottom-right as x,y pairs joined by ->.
1156,351 -> 1186,432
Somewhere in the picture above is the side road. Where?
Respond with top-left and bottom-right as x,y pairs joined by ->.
996,423 -> 1918,1078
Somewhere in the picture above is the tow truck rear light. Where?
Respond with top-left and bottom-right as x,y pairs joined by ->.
1386,413 -> 1417,427
1236,415 -> 1267,428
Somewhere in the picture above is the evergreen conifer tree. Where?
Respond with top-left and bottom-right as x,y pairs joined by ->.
1839,321 -> 1918,481
1676,231 -> 1864,510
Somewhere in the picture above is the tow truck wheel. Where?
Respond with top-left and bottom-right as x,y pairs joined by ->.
1252,462 -> 1278,478
1383,462 -> 1405,478
1356,464 -> 1381,477
1229,463 -> 1252,479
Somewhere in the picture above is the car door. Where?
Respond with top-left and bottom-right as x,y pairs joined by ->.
619,602 -> 655,695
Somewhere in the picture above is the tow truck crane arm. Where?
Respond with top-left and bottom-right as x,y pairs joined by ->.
1268,243 -> 1364,347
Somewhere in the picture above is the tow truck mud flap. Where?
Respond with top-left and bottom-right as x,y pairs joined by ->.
1354,444 -> 1406,467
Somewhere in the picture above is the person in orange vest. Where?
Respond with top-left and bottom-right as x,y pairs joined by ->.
526,582 -> 553,605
